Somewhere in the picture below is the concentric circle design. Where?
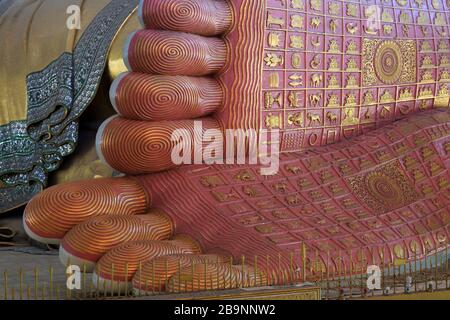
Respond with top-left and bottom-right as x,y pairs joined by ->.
95,239 -> 201,282
374,41 -> 403,85
132,254 -> 231,293
99,116 -> 221,174
126,30 -> 227,76
166,263 -> 268,293
366,172 -> 403,209
139,0 -> 232,36
112,73 -> 222,121
23,178 -> 149,242
60,213 -> 173,263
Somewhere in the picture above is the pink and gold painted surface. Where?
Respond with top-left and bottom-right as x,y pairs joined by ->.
103,0 -> 450,175
23,0 -> 450,293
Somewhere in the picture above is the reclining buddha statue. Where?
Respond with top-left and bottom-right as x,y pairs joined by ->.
1,0 -> 448,293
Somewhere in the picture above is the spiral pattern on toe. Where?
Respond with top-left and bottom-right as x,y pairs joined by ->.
24,178 -> 149,243
126,30 -> 227,76
112,73 -> 223,121
61,212 -> 173,264
95,237 -> 202,282
99,116 -> 222,174
139,0 -> 232,36
167,263 -> 268,293
132,254 -> 229,292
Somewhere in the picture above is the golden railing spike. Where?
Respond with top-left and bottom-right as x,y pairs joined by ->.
96,263 -> 100,298
247,258 -> 251,288
289,252 -> 293,284
360,251 -> 364,298
302,243 -> 307,283
191,260 -> 195,292
414,248 -> 418,293
56,285 -> 60,301
254,255 -> 258,288
210,274 -> 213,291
90,282 -> 94,299
102,264 -> 107,298
197,266 -> 200,293
337,250 -> 341,292
403,243 -> 411,294
49,266 -> 54,300
151,261 -> 155,295
369,247 -> 373,297
349,250 -> 353,298
434,245 -> 438,290
393,260 -> 396,295
387,260 -> 391,294
4,270 -> 8,300
138,260 -> 142,297
205,259 -> 208,291
111,262 -> 115,297
424,246 -> 428,287
216,255 -> 220,291
314,249 -> 319,280
82,263 -> 86,299
241,255 -> 245,288
319,255 -> 323,287
34,266 -> 38,300
125,262 -> 129,297
343,257 -> 347,295
380,246 -> 384,293
165,259 -> 169,294
66,258 -> 71,300
446,244 -> 449,290
178,258 -> 182,294
408,245 -> 412,293
19,267 -> 23,300
326,250 -> 330,300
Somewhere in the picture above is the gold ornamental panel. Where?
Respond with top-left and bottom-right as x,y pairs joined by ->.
346,161 -> 419,214
363,40 -> 417,86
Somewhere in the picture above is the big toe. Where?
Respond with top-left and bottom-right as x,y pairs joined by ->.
23,177 -> 149,244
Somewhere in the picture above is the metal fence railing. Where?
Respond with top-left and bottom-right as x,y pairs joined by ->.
1,239 -> 449,300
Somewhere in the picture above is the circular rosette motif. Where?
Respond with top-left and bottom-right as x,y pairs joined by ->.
374,41 -> 403,85
365,171 -> 403,210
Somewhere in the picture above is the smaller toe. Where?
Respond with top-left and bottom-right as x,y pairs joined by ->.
132,254 -> 229,294
60,211 -> 173,271
93,235 -> 201,293
110,72 -> 222,121
96,116 -> 222,174
167,263 -> 268,293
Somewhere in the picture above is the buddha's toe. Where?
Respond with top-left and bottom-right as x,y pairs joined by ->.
138,0 -> 232,36
92,235 -> 202,293
124,29 -> 227,76
96,116 -> 222,174
23,177 -> 149,244
100,0 -> 232,175
167,262 -> 268,293
110,72 -> 223,122
132,254 -> 232,294
60,211 -> 173,271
